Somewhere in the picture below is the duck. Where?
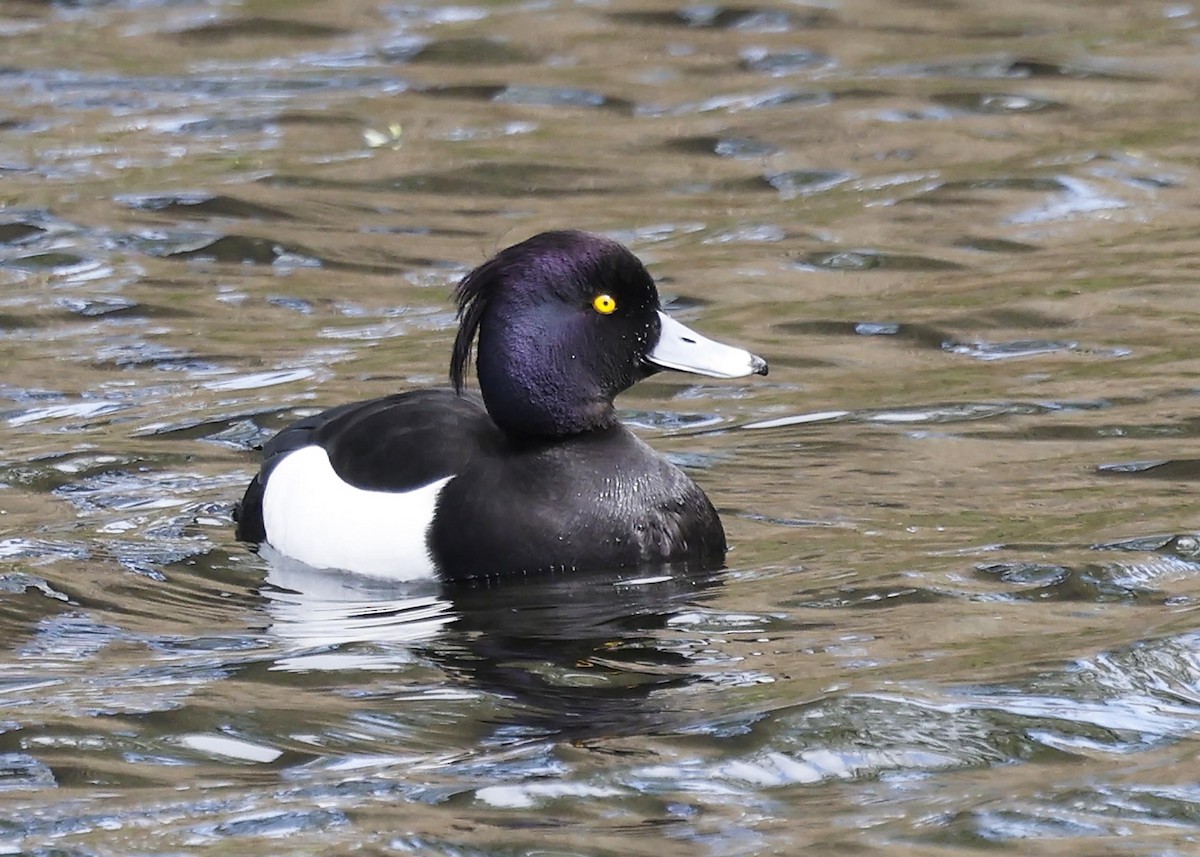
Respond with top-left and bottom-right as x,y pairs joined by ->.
234,230 -> 767,582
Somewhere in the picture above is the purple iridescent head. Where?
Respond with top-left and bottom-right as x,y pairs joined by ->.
451,231 -> 766,437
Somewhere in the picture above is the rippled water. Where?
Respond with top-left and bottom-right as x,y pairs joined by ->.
3,0 -> 1200,853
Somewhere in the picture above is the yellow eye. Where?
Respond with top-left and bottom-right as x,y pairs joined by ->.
592,294 -> 617,315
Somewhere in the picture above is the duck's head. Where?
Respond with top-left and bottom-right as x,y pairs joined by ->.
451,230 -> 768,437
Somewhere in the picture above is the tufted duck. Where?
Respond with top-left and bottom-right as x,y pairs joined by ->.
234,230 -> 767,581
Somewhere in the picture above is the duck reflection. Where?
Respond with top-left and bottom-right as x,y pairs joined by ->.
438,565 -> 724,736
260,548 -> 723,737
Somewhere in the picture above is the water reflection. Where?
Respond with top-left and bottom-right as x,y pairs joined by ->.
262,550 -> 453,671
443,566 -> 726,738
262,553 -> 725,738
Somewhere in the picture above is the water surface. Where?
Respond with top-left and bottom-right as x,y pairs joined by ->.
2,0 -> 1200,854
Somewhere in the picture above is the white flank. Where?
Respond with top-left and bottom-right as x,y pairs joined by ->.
262,445 -> 452,580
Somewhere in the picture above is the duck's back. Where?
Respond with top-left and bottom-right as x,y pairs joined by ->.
234,390 -> 490,545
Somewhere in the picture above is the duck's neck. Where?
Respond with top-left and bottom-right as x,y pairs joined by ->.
476,325 -> 618,438
479,366 -> 617,437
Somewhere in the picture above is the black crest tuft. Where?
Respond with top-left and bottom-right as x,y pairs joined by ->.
450,253 -> 495,394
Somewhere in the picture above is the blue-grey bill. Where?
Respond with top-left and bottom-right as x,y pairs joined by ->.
646,311 -> 768,378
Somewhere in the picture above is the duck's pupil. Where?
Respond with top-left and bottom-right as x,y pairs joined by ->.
593,294 -> 617,315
